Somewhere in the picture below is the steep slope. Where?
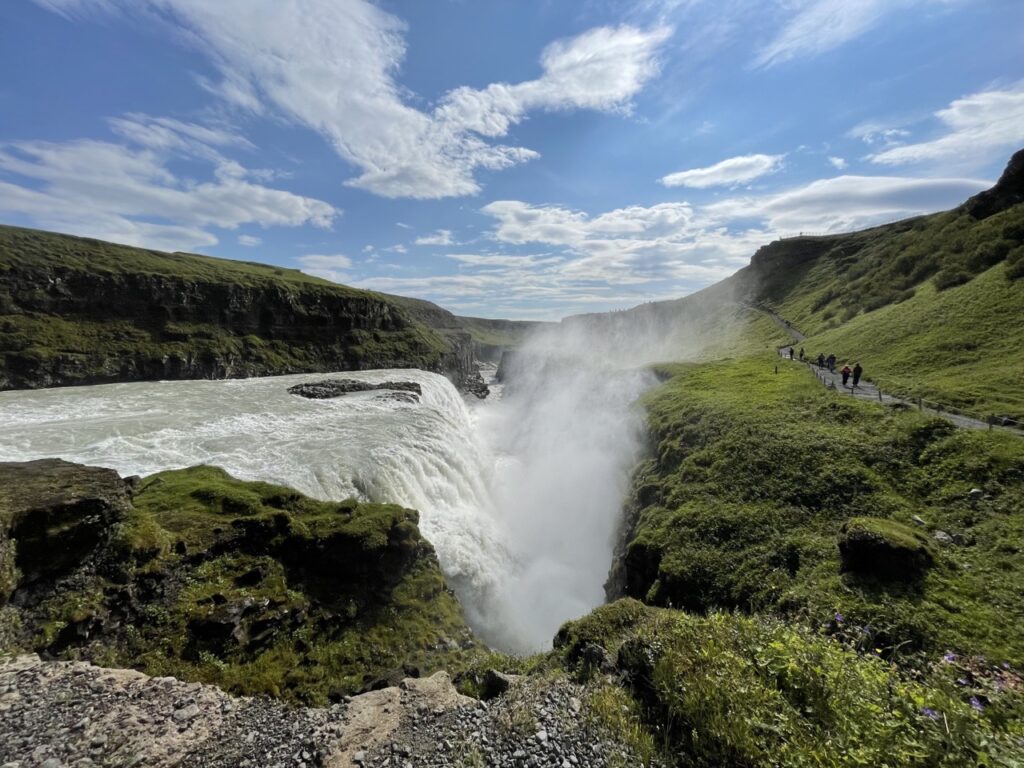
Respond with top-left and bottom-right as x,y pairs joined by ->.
0,225 -> 480,391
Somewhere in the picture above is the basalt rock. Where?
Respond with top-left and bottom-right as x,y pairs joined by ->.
287,378 -> 422,400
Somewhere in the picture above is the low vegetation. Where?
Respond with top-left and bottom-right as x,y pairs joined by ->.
5,465 -> 478,705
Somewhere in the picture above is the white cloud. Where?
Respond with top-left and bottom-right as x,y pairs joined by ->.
754,0 -> 959,69
704,174 -> 990,233
660,153 -> 784,188
868,83 -> 1024,166
36,1 -> 671,199
0,126 -> 337,251
849,123 -> 911,146
386,244 -> 408,254
415,229 -> 455,246
296,253 -> 352,284
828,156 -> 848,170
237,234 -> 262,246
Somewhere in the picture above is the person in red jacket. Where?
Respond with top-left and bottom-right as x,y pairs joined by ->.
841,364 -> 852,387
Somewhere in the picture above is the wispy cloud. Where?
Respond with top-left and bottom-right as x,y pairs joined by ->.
828,156 -> 848,170
35,0 -> 672,199
296,253 -> 352,283
237,234 -> 262,246
660,153 -> 784,188
0,121 -> 337,251
415,229 -> 455,246
753,0 -> 960,69
868,83 -> 1024,167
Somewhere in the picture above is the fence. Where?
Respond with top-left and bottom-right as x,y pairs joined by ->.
782,355 -> 1023,435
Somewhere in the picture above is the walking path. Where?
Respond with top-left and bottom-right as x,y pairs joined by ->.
776,347 -> 1021,436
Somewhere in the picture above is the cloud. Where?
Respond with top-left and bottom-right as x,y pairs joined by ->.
754,0 -> 959,69
415,229 -> 455,246
0,125 -> 337,251
36,0 -> 671,199
867,83 -> 1024,166
296,253 -> 352,284
828,156 -> 848,170
237,234 -> 262,246
849,123 -> 911,146
704,174 -> 990,233
660,153 -> 784,188
385,244 -> 408,254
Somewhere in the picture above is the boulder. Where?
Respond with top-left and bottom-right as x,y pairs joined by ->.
838,517 -> 935,581
0,459 -> 132,601
287,379 -> 422,400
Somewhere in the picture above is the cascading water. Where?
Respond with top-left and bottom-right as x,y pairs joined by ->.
0,357 -> 655,652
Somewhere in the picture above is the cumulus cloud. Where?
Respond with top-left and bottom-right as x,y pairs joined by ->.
0,124 -> 337,251
35,0 -> 671,199
660,153 -> 784,188
828,156 -> 848,169
868,83 -> 1024,166
754,0 -> 960,69
415,229 -> 455,246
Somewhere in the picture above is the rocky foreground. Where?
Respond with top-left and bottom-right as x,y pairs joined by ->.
0,654 -> 651,768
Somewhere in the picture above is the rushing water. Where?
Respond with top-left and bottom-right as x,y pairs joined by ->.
0,363 -> 652,652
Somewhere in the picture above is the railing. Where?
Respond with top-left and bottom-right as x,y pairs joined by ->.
781,354 -> 1023,435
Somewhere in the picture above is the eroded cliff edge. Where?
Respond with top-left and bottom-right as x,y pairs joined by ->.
0,225 -> 483,393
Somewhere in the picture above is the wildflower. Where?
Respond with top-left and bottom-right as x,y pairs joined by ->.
834,613 -> 844,625
970,697 -> 984,712
957,678 -> 969,686
921,707 -> 941,721
942,651 -> 956,663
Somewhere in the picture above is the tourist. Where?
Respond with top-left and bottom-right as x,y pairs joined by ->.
799,347 -> 805,361
827,353 -> 836,373
853,362 -> 863,388
817,353 -> 825,368
841,364 -> 852,387
789,347 -> 795,359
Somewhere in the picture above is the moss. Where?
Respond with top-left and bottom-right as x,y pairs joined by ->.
839,517 -> 936,580
13,465 -> 481,705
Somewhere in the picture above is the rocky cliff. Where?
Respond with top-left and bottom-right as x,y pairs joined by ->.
0,225 -> 482,393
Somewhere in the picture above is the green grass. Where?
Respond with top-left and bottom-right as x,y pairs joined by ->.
557,601 -> 1024,767
19,466 -> 480,704
797,267 -> 1024,421
0,224 -> 355,291
615,356 -> 1024,667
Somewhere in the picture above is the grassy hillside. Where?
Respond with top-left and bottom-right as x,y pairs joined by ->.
0,224 -> 471,389
0,223 -> 355,292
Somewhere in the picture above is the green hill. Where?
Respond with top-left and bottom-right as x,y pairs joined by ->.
0,224 -> 481,391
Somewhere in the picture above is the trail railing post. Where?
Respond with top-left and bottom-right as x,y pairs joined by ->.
878,388 -> 882,403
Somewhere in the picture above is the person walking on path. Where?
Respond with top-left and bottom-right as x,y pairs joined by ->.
789,347 -> 795,360
817,353 -> 825,369
852,362 -> 863,388
827,353 -> 837,373
799,347 -> 805,361
841,364 -> 852,387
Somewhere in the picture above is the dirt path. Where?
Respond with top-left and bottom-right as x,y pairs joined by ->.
776,347 -> 1021,436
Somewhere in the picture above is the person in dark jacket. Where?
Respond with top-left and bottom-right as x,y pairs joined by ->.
817,353 -> 825,368
852,362 -> 863,388
799,347 -> 805,361
826,353 -> 837,373
841,364 -> 852,387
788,347 -> 795,359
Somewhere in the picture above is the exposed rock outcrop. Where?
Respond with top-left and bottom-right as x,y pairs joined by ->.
964,148 -> 1024,220
287,379 -> 422,400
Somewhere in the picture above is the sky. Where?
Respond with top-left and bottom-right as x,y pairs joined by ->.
1,1 -> 1023,320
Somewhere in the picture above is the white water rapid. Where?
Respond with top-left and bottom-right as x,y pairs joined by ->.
0,358 -> 654,652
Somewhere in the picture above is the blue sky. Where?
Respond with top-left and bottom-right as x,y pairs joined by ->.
1,0 -> 1022,319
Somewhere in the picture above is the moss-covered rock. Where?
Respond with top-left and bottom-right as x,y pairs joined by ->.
0,461 -> 478,705
838,517 -> 935,580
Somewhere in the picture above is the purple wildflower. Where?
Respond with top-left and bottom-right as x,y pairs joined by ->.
942,651 -> 956,663
921,707 -> 941,721
970,697 -> 984,712
834,613 -> 844,625
957,678 -> 969,686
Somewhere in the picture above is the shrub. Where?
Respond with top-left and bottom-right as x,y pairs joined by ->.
934,268 -> 972,291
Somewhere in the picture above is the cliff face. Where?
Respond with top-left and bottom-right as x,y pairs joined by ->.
0,225 -> 479,391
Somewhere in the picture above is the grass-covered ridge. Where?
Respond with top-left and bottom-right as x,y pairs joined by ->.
9,465 -> 478,705
0,224 -> 468,389
612,355 -> 1024,667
